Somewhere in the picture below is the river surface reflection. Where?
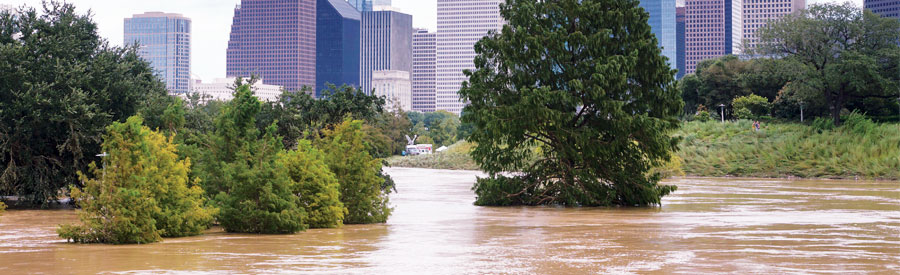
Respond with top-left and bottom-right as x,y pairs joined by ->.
1,168 -> 898,274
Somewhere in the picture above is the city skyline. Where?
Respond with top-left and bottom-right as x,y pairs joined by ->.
2,0 -> 859,82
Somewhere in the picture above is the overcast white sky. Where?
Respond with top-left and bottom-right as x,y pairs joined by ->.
1,0 -> 860,81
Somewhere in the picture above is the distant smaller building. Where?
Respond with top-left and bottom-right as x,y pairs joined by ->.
373,70 -> 411,111
190,78 -> 283,103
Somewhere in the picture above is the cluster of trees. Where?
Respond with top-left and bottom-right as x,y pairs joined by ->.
407,111 -> 469,147
460,0 -> 681,207
1,3 -> 396,244
681,3 -> 900,125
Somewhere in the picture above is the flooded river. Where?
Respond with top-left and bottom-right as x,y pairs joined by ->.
1,168 -> 898,274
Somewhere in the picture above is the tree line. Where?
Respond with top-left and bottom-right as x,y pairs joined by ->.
680,3 -> 900,125
0,2 -> 440,243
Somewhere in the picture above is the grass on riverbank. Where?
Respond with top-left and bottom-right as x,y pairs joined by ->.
386,141 -> 480,170
677,117 -> 900,180
389,115 -> 899,180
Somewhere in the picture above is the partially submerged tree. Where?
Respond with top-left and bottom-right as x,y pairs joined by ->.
459,0 -> 682,206
57,116 -> 214,244
316,119 -> 391,224
0,2 -> 167,206
199,83 -> 306,234
756,3 -> 900,125
278,140 -> 346,228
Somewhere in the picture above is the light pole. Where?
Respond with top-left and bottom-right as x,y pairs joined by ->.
799,101 -> 805,122
718,104 -> 726,123
96,152 -> 108,180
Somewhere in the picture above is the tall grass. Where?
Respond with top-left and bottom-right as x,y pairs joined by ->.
386,141 -> 480,170
677,114 -> 900,180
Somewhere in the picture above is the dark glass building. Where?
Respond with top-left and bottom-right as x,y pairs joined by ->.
360,9 -> 412,94
676,6 -> 685,79
316,0 -> 361,97
865,0 -> 899,20
226,0 -> 317,93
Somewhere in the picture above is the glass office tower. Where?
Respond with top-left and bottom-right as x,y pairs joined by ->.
317,0 -> 361,97
124,12 -> 191,94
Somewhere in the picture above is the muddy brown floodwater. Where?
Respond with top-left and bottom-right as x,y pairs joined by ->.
1,168 -> 898,274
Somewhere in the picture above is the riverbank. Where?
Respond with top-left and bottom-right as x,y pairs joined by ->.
388,118 -> 900,180
678,119 -> 899,180
386,141 -> 480,171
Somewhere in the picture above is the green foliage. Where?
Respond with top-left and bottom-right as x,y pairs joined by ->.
695,110 -> 712,122
408,110 -> 462,147
732,94 -> 771,119
199,84 -> 306,234
0,201 -> 6,220
278,141 -> 346,228
677,120 -> 900,180
459,0 -> 681,206
259,84 -> 385,149
370,108 -> 413,157
733,108 -> 754,120
316,119 -> 391,224
757,3 -> 900,125
57,116 -> 214,244
0,2 -> 168,206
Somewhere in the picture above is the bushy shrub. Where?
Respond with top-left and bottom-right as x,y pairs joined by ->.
57,116 -> 214,244
733,94 -> 771,119
200,84 -> 306,234
733,107 -> 754,120
279,140 -> 346,228
0,201 -> 6,220
696,110 -> 711,122
316,119 -> 391,224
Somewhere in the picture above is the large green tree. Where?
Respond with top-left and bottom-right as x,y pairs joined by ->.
57,116 -> 214,244
459,0 -> 682,206
316,119 -> 391,224
258,84 -> 385,149
199,83 -> 306,234
756,3 -> 900,125
0,2 -> 167,205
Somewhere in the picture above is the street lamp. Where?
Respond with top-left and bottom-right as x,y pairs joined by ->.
96,152 -> 108,180
799,101 -> 805,122
718,104 -> 726,123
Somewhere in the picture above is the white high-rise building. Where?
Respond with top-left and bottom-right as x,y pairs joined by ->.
190,77 -> 283,103
412,29 -> 436,112
0,4 -> 13,12
435,0 -> 503,115
373,70 -> 412,111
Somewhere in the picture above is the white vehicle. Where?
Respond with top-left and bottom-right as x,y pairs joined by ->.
406,144 -> 433,156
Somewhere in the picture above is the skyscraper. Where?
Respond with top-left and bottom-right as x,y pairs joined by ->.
865,0 -> 900,20
226,0 -> 317,93
124,12 -> 191,94
436,0 -> 504,115
676,6 -> 686,79
639,0 -> 677,70
684,0 -> 743,75
412,29 -> 436,112
317,0 -> 360,97
742,0 -> 805,50
347,0 -> 391,12
359,8 -> 413,94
